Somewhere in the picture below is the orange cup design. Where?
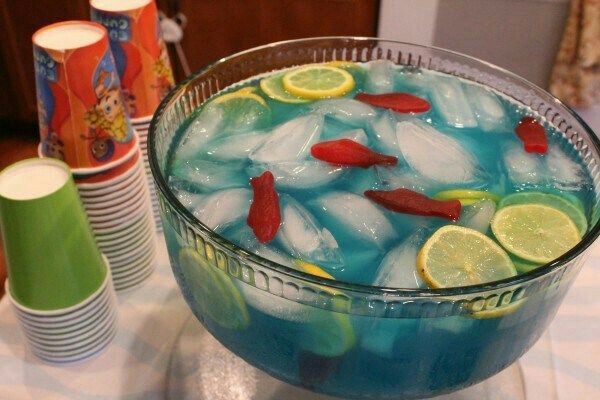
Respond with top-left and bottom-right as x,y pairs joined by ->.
33,21 -> 136,172
90,0 -> 175,118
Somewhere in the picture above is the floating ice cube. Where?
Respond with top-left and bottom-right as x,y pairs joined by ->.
192,188 -> 252,231
546,145 -> 585,189
237,282 -> 313,323
430,77 -> 477,128
204,131 -> 271,161
370,111 -> 398,153
502,143 -> 544,185
337,128 -> 369,145
373,230 -> 428,289
464,84 -> 508,133
213,95 -> 271,132
248,161 -> 345,189
170,160 -> 248,192
249,114 -> 323,163
169,181 -> 204,210
375,166 -> 437,193
458,199 -> 496,234
365,60 -> 395,94
396,119 -> 480,183
313,191 -> 398,248
311,99 -> 377,128
174,106 -> 224,160
276,195 -> 343,269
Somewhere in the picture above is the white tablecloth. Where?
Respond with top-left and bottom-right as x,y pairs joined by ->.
0,235 -> 598,400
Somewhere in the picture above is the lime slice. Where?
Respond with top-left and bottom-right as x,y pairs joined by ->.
259,73 -> 311,104
498,192 -> 588,236
178,247 -> 250,330
433,189 -> 500,206
282,65 -> 355,99
209,86 -> 271,131
294,260 -> 356,357
491,204 -> 581,264
510,255 -> 542,274
417,225 -> 516,288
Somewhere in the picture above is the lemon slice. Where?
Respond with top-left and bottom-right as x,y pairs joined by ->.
491,204 -> 581,264
498,192 -> 588,236
210,86 -> 270,131
260,72 -> 311,104
282,65 -> 355,99
470,300 -> 524,319
417,225 -> 516,288
178,247 -> 250,330
325,60 -> 358,69
294,260 -> 356,357
433,189 -> 500,206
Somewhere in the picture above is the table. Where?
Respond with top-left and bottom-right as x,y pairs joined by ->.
0,234 -> 598,400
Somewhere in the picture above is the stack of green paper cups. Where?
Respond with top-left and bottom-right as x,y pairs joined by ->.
0,158 -> 118,363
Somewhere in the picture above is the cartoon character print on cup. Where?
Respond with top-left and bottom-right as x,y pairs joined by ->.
82,51 -> 131,162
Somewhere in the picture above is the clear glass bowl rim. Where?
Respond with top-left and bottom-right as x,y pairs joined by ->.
148,36 -> 600,298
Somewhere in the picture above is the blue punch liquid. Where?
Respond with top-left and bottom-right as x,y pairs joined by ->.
163,63 -> 593,398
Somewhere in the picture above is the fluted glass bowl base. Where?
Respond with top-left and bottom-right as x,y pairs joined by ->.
167,316 -> 527,400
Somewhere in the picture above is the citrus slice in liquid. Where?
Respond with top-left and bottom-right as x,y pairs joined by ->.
433,189 -> 500,206
294,260 -> 356,357
498,192 -> 587,236
282,65 -> 355,99
179,247 -> 250,330
417,225 -> 516,288
491,204 -> 581,264
259,72 -> 311,104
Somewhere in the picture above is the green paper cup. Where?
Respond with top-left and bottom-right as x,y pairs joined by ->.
0,158 -> 107,311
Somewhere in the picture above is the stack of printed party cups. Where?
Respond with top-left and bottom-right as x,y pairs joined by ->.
33,21 -> 156,291
91,0 -> 177,232
0,158 -> 118,363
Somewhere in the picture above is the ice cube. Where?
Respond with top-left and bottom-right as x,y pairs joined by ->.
337,128 -> 369,145
311,99 -> 377,128
169,160 -> 248,192
373,230 -> 428,289
213,95 -> 271,132
502,143 -> 544,185
174,106 -> 224,160
458,199 -> 496,234
169,181 -> 204,210
546,145 -> 585,189
204,131 -> 271,161
248,161 -> 345,189
365,60 -> 395,94
375,166 -> 437,193
249,114 -> 323,163
237,282 -> 313,323
464,84 -> 508,132
430,77 -> 477,128
192,188 -> 252,231
276,195 -> 343,269
313,191 -> 398,248
370,111 -> 398,153
396,119 -> 480,183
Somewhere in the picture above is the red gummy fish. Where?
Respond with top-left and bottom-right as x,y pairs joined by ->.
311,139 -> 398,168
247,171 -> 281,243
355,92 -> 431,113
515,116 -> 548,154
364,188 -> 461,221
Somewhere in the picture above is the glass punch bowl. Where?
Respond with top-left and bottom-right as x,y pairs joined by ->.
149,37 -> 600,399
